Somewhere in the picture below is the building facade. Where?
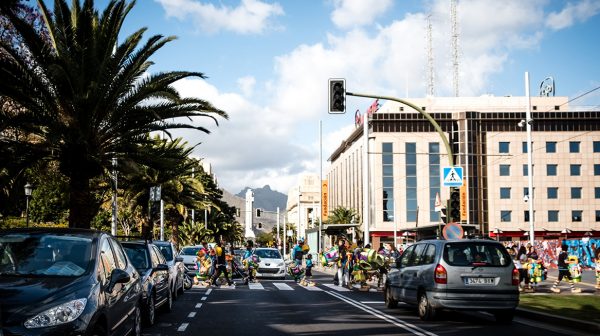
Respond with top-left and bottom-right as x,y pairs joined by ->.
326,96 -> 600,247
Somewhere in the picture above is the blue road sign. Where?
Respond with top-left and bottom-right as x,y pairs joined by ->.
442,167 -> 463,187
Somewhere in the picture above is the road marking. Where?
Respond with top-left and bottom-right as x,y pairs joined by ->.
322,283 -> 351,292
325,291 -> 438,336
188,312 -> 196,318
201,296 -> 207,301
177,323 -> 189,332
361,301 -> 385,304
249,283 -> 264,290
273,282 -> 294,290
301,285 -> 323,291
195,303 -> 203,308
206,289 -> 212,295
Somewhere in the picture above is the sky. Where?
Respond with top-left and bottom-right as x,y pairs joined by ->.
45,0 -> 600,195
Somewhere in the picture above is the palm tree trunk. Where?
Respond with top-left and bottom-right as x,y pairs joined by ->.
68,175 -> 96,229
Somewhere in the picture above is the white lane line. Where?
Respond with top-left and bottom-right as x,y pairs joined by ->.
201,296 -> 207,301
301,285 -> 323,291
249,283 -> 264,290
273,282 -> 294,290
195,303 -> 203,308
177,323 -> 189,332
188,312 -> 196,318
325,291 -> 438,336
361,301 -> 385,304
322,283 -> 351,292
206,289 -> 212,295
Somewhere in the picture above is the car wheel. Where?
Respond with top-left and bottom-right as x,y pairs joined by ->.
143,295 -> 155,327
493,309 -> 515,324
172,281 -> 178,301
417,292 -> 437,321
178,276 -> 185,295
161,289 -> 173,313
384,285 -> 398,308
131,303 -> 142,336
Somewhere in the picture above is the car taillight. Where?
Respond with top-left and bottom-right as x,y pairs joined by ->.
434,264 -> 447,284
512,267 -> 520,286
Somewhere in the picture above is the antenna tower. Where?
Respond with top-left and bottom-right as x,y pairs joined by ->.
451,0 -> 459,97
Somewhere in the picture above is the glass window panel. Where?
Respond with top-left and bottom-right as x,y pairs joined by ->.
547,164 -> 557,176
594,141 -> 600,153
383,165 -> 393,176
499,142 -> 510,153
406,165 -> 417,175
548,210 -> 559,222
382,188 -> 393,199
523,164 -> 528,176
571,210 -> 582,222
383,200 -> 394,212
407,177 -> 417,188
595,164 -> 600,175
571,187 -> 582,199
500,188 -> 511,199
522,142 -> 528,153
546,142 -> 557,153
547,187 -> 558,199
500,210 -> 511,222
570,164 -> 581,176
569,142 -> 580,153
382,154 -> 393,165
499,165 -> 510,176
382,142 -> 393,152
596,187 -> 600,199
407,199 -> 417,210
524,211 -> 530,222
596,210 -> 600,222
383,177 -> 393,188
406,211 -> 417,222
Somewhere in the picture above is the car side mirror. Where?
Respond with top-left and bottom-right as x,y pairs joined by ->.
107,268 -> 130,293
175,256 -> 183,263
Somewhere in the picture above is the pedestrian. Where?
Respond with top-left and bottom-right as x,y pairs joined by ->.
210,240 -> 234,287
334,238 -> 349,288
242,240 -> 256,284
550,243 -> 581,293
594,246 -> 600,291
301,253 -> 314,286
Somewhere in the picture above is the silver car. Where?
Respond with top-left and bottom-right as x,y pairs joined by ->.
384,239 -> 519,323
154,240 -> 185,299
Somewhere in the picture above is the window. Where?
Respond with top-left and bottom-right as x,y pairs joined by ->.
548,210 -> 559,222
547,187 -> 558,199
569,142 -> 580,153
595,164 -> 600,175
405,143 -> 417,222
572,210 -> 582,222
594,141 -> 600,153
500,210 -> 511,222
524,210 -> 530,222
571,187 -> 582,199
596,210 -> 600,222
596,187 -> 600,199
522,142 -> 528,153
546,164 -> 557,176
110,238 -> 128,269
500,188 -> 511,199
570,164 -> 581,176
422,244 -> 436,265
499,164 -> 510,176
410,244 -> 427,266
399,245 -> 415,268
546,142 -> 557,153
382,142 -> 394,222
99,238 -> 117,283
499,142 -> 510,153
523,164 -> 528,176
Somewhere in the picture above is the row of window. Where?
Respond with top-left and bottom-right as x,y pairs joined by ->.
499,164 -> 600,176
499,187 -> 600,199
499,210 -> 600,222
499,141 -> 600,153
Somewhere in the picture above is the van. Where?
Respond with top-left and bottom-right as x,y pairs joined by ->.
384,238 -> 519,323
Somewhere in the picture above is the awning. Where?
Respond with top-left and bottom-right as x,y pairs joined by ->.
322,223 -> 360,235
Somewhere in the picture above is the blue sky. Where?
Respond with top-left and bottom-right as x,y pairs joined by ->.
43,0 -> 600,195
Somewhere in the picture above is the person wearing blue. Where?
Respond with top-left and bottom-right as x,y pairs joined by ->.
292,239 -> 304,265
300,253 -> 314,286
242,240 -> 255,284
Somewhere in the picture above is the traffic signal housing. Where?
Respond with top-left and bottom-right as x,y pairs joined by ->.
256,208 -> 261,217
328,78 -> 346,114
449,187 -> 461,223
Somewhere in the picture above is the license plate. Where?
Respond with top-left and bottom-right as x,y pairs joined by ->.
465,277 -> 494,285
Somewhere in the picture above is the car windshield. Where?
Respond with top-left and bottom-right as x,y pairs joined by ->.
180,247 -> 201,256
0,233 -> 92,277
123,245 -> 150,271
254,249 -> 282,259
443,242 -> 512,267
157,244 -> 174,262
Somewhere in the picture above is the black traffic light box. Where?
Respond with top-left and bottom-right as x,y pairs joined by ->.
449,187 -> 461,223
328,79 -> 346,114
256,208 -> 261,217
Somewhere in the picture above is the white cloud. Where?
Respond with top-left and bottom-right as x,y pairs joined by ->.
237,76 -> 256,97
155,0 -> 284,34
331,0 -> 393,29
546,0 -> 600,30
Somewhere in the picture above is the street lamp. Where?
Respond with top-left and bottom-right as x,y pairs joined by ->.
521,72 -> 534,245
24,182 -> 33,227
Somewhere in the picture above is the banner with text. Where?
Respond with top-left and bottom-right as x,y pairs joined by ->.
321,180 -> 329,222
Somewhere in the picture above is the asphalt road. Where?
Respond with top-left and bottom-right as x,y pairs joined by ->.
141,270 -> 597,336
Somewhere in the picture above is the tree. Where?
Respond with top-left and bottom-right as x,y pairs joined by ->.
327,206 -> 360,224
0,0 -> 227,229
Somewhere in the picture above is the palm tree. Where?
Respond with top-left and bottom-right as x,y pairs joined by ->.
0,0 -> 227,229
327,206 -> 360,224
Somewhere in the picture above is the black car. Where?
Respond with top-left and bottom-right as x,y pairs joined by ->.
121,241 -> 172,326
0,228 -> 142,336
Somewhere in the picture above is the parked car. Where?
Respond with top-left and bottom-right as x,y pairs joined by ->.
0,228 -> 142,336
384,238 -> 519,323
154,240 -> 185,299
121,240 -> 172,327
179,245 -> 203,276
253,248 -> 286,280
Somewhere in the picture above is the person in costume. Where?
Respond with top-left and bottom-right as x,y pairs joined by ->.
210,240 -> 234,287
292,239 -> 305,265
594,247 -> 600,290
334,238 -> 349,288
242,240 -> 256,284
301,253 -> 314,286
550,243 -> 581,293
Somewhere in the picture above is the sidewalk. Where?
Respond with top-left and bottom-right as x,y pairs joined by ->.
314,265 -> 600,334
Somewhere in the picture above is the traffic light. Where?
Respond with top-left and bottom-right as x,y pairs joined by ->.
328,78 -> 346,114
449,187 -> 461,222
256,208 -> 261,217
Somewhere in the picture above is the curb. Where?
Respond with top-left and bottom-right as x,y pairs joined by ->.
516,308 -> 600,334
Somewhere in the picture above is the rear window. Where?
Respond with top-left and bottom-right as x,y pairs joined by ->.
443,242 -> 512,267
180,247 -> 201,256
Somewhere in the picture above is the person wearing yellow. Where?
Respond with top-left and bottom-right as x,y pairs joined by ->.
210,240 -> 234,287
550,243 -> 581,293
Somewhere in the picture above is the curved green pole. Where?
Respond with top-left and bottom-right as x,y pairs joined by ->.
347,92 -> 454,166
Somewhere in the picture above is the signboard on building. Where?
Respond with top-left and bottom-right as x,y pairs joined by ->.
321,180 -> 329,221
460,181 -> 467,221
442,166 -> 463,187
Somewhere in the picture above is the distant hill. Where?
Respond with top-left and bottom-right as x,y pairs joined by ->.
236,185 -> 288,212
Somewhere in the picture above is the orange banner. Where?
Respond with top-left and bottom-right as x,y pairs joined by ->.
460,181 -> 467,221
321,180 -> 328,221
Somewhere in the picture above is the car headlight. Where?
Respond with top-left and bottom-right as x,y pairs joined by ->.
24,298 -> 87,329
277,262 -> 284,267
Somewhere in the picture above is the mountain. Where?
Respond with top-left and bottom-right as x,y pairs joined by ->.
235,185 -> 288,212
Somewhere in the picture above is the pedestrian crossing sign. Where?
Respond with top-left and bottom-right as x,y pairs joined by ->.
442,167 -> 463,187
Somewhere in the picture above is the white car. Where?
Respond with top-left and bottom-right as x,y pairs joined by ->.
154,240 -> 185,298
179,245 -> 203,276
253,248 -> 286,280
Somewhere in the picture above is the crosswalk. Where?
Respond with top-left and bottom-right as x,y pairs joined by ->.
193,281 -> 365,292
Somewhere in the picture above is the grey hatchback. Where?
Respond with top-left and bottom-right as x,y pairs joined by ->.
384,239 -> 519,323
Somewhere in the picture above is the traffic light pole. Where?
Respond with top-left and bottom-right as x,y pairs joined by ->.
346,92 -> 454,166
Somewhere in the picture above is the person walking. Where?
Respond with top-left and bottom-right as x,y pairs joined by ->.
242,240 -> 256,284
550,243 -> 581,293
301,253 -> 314,286
595,247 -> 600,291
334,238 -> 349,288
210,240 -> 234,287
